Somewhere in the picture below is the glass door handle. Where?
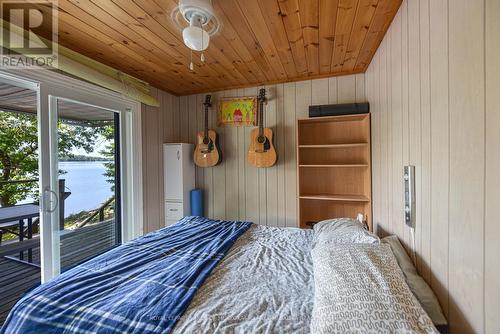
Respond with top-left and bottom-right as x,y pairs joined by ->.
44,187 -> 59,213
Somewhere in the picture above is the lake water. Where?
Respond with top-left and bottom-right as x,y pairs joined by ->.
59,161 -> 113,217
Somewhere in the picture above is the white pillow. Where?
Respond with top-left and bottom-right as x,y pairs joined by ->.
312,218 -> 379,248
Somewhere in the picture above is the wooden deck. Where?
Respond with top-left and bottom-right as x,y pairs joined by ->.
0,219 -> 116,324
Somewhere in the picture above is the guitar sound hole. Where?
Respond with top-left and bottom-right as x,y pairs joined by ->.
201,138 -> 214,153
255,136 -> 271,152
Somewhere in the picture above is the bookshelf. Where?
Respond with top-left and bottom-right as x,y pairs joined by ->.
296,113 -> 372,230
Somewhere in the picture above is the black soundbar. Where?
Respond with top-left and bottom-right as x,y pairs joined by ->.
309,102 -> 369,118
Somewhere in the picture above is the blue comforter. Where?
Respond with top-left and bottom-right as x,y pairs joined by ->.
1,216 -> 252,334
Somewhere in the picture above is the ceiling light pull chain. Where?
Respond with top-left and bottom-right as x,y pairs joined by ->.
201,19 -> 205,63
190,50 -> 194,71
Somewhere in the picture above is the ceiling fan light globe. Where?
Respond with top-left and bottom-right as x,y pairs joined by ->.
182,26 -> 210,51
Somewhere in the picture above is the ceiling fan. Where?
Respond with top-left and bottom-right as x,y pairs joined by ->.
171,0 -> 222,71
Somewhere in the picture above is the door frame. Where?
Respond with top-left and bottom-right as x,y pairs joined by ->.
0,69 -> 143,282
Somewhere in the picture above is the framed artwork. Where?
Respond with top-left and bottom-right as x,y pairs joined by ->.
218,96 -> 257,126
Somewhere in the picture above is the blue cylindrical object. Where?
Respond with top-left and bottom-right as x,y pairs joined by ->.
190,189 -> 203,217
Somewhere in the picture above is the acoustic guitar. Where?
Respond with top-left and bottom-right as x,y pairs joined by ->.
247,88 -> 277,168
193,95 -> 221,167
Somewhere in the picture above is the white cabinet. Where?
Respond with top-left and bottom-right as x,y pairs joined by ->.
164,145 -> 183,201
164,143 -> 195,226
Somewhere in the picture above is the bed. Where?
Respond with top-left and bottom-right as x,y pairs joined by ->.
1,216 -> 444,333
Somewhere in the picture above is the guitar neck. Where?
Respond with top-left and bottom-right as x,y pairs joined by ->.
204,105 -> 209,138
258,99 -> 264,137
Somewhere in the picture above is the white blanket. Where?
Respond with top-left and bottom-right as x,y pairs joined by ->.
173,225 -> 314,334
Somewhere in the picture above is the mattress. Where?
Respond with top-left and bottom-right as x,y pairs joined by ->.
173,224 -> 314,334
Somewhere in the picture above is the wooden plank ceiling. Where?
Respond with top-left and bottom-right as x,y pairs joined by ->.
31,0 -> 401,96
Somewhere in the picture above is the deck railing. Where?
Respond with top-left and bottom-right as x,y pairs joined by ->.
77,197 -> 115,228
0,219 -> 116,265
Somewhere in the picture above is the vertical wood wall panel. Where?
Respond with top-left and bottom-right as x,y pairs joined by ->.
419,0 -> 431,283
265,85 -> 278,226
368,53 -> 381,232
379,40 -> 389,235
400,0 -> 410,249
328,77 -> 338,104
157,88 -> 165,232
366,0 -> 498,332
179,96 -> 189,143
428,0 -> 450,317
389,10 -> 404,244
485,0 -> 500,332
385,33 -> 393,237
355,73 -> 365,102
407,0 -> 423,273
283,82 -> 297,227
212,90 -> 226,220
275,84 -> 286,227
337,75 -> 356,103
171,93 -> 180,142
448,0 -> 485,332
312,78 -> 329,105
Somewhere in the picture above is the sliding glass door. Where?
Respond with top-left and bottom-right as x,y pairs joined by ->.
51,98 -> 121,271
0,68 -> 140,288
0,69 -> 141,324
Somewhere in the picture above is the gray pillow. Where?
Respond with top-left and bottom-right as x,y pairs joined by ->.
310,242 -> 438,333
382,235 -> 447,327
312,218 -> 380,248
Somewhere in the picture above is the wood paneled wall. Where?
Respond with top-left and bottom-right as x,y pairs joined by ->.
177,74 -> 365,226
142,74 -> 365,233
365,0 -> 500,333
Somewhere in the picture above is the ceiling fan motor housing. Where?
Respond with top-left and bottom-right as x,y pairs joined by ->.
179,0 -> 214,25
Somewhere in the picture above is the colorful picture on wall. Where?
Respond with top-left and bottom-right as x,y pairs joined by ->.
218,96 -> 257,126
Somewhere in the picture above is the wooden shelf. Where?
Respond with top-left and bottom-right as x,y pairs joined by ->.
298,143 -> 368,149
299,164 -> 368,168
299,194 -> 370,202
297,113 -> 372,230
